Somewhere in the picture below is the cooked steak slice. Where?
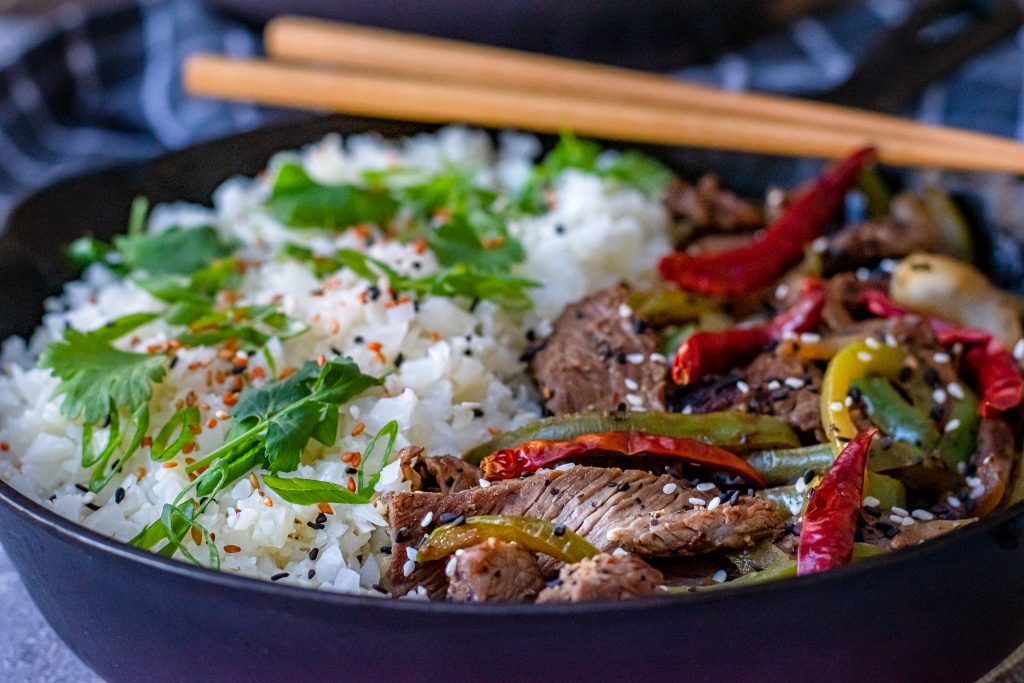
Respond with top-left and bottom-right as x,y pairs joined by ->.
530,285 -> 666,415
889,518 -> 974,550
678,349 -> 823,437
446,538 -> 545,603
384,466 -> 781,597
664,176 -> 762,232
972,418 -> 1016,516
399,446 -> 481,494
536,553 -> 663,603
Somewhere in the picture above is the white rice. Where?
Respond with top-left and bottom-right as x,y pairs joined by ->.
0,127 -> 671,594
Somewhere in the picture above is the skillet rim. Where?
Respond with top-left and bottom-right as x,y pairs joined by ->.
1,114 -> 1022,616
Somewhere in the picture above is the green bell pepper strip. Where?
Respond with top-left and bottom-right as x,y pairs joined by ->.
864,471 -> 907,509
727,540 -> 793,575
745,443 -> 835,485
756,485 -> 805,518
416,515 -> 599,564
936,384 -> 980,470
820,339 -> 906,451
464,411 -> 800,464
627,289 -> 718,327
851,376 -> 941,452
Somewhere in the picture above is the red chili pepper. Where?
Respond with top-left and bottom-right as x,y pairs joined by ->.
480,430 -> 766,487
860,289 -> 1023,417
798,428 -> 876,576
672,277 -> 826,385
658,148 -> 874,298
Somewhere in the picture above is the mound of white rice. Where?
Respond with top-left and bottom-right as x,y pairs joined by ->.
0,127 -> 671,595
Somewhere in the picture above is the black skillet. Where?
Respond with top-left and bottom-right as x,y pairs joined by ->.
1,115 -> 1023,683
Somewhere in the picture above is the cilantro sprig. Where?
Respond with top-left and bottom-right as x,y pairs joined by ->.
267,163 -> 398,229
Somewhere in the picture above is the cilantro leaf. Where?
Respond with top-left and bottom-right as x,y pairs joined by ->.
40,317 -> 166,423
427,214 -> 525,272
266,163 -> 398,230
114,226 -> 232,276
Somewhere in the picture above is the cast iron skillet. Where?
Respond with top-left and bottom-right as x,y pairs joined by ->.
1,115 -> 1023,683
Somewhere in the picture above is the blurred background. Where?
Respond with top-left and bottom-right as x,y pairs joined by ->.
1,1 -> 1024,680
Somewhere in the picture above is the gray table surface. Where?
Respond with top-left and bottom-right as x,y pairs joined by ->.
0,542 -> 99,683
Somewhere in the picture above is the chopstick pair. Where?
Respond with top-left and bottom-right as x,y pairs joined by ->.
183,15 -> 1024,173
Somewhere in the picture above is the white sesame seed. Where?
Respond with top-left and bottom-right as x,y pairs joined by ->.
1015,339 -> 1024,361
879,258 -> 898,273
649,353 -> 667,364
855,267 -> 871,282
478,478 -> 491,488
696,482 -> 716,492
689,497 -> 707,507
944,418 -> 961,433
800,332 -> 822,344
406,547 -> 418,561
682,405 -> 693,415
970,485 -> 986,500
884,334 -> 899,348
782,330 -> 798,342
865,337 -> 881,350
957,462 -> 967,474
947,383 -> 964,400
402,560 -> 416,577
554,462 -> 576,471
932,388 -> 947,404
811,237 -> 829,254
863,496 -> 880,507
215,409 -> 230,420
947,495 -> 962,508
712,569 -> 728,583
707,497 -> 721,510
444,556 -> 460,578
856,351 -> 873,363
624,378 -> 639,391
420,511 -> 433,528
845,396 -> 854,407
891,506 -> 909,517
965,476 -> 981,488
901,516 -> 916,526
784,377 -> 805,389
625,393 -> 643,407
795,478 -> 807,493
606,530 -> 617,541
767,380 -> 782,391
736,380 -> 750,394
626,353 -> 645,365
830,401 -> 844,412
775,283 -> 791,300
662,483 -> 678,495
889,513 -> 905,524
611,547 -> 628,558
911,509 -> 935,521
618,303 -> 632,318
933,352 -> 951,364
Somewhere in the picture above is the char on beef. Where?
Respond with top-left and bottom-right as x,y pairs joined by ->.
664,176 -> 762,232
384,466 -> 781,597
530,285 -> 666,415
399,446 -> 482,494
677,348 -> 823,437
536,552 -> 663,603
446,538 -> 546,603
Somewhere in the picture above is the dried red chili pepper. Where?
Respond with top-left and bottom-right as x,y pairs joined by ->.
860,289 -> 1022,417
672,277 -> 826,385
658,148 -> 874,298
798,428 -> 877,576
480,430 -> 766,487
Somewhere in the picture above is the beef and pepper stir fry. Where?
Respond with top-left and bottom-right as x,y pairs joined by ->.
383,149 -> 1024,603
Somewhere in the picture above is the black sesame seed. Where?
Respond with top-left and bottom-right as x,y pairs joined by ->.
847,386 -> 862,402
368,285 -> 381,300
553,524 -> 566,537
802,470 -> 816,485
632,319 -> 648,334
615,351 -> 627,364
472,408 -> 484,418
231,364 -> 245,375
554,224 -> 566,235
616,482 -> 630,492
395,352 -> 404,368
898,365 -> 913,382
438,512 -> 459,524
309,547 -> 319,561
354,335 -> 364,344
379,546 -> 392,555
394,527 -> 410,543
929,404 -> 945,421
550,487 -> 560,495
169,356 -> 179,369
114,487 -> 126,504
412,261 -> 422,270
330,346 -> 342,355
923,367 -> 941,387
271,572 -> 289,582
616,401 -> 627,413
307,569 -> 316,580
525,329 -> 537,342
75,484 -> 89,493
315,512 -> 327,524
345,466 -> 358,475
85,503 -> 101,511
463,349 -> 472,356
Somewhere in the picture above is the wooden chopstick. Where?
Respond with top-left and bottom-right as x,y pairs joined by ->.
263,15 -> 1024,162
183,55 -> 1024,173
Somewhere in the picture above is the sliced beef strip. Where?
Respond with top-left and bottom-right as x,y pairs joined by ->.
530,285 -> 666,415
664,176 -> 762,232
536,552 -> 663,603
446,538 -> 546,603
888,518 -> 975,550
384,466 -> 780,597
971,418 -> 1016,516
824,193 -> 945,274
677,348 -> 823,437
399,446 -> 482,494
